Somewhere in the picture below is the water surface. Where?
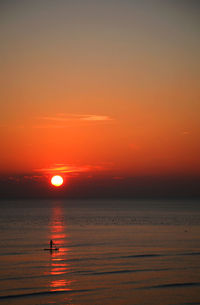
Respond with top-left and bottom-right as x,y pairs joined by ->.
0,199 -> 200,305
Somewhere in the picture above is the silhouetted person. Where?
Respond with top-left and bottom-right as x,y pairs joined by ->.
50,239 -> 53,249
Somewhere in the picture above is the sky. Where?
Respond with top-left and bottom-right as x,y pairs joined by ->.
0,0 -> 200,198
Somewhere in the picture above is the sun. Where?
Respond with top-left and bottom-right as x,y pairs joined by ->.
51,175 -> 64,187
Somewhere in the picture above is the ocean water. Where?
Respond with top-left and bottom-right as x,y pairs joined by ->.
0,199 -> 200,305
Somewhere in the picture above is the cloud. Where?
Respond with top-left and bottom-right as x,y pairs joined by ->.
80,115 -> 112,121
34,113 -> 114,128
33,113 -> 114,128
39,113 -> 113,122
0,175 -> 42,182
35,163 -> 106,175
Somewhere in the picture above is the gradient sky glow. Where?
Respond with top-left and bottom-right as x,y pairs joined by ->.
0,0 -> 200,197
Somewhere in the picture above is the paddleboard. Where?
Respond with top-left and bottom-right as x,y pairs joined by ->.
44,248 -> 59,251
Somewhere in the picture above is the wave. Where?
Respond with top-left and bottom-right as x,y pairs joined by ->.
88,267 -> 170,276
48,251 -> 200,264
141,282 -> 200,290
117,252 -> 200,260
119,253 -> 163,259
0,252 -> 26,256
69,242 -> 107,248
179,252 -> 200,256
0,288 -> 97,300
1,265 -> 197,284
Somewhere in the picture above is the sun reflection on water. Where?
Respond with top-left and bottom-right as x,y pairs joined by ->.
48,203 -> 74,293
50,279 -> 74,292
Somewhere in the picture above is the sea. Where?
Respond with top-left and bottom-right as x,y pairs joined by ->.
0,199 -> 200,305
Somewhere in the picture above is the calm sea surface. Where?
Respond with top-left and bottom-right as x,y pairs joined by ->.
0,199 -> 200,305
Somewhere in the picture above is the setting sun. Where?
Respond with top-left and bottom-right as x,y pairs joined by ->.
51,175 -> 64,187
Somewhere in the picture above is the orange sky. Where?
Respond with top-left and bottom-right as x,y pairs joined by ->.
0,0 -> 200,180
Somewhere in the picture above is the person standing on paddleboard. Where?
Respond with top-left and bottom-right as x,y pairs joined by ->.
50,239 -> 54,249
